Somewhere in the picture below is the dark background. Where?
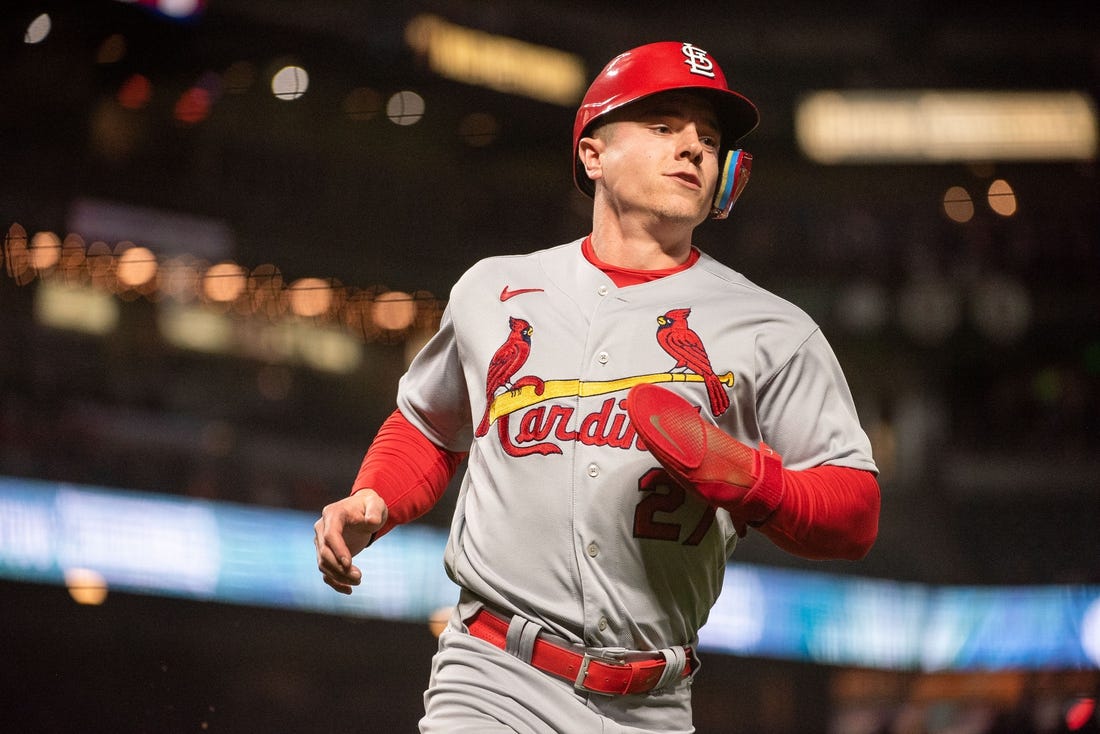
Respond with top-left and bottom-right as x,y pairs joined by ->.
2,1 -> 1098,731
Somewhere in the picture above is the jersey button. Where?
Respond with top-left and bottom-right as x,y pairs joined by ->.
597,351 -> 609,364
597,285 -> 609,296
598,617 -> 608,631
587,542 -> 599,558
587,463 -> 599,478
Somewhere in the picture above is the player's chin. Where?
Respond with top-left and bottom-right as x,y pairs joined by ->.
657,204 -> 710,227
661,192 -> 712,224
647,193 -> 698,216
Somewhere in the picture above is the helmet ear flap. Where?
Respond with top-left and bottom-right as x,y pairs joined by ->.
711,149 -> 752,219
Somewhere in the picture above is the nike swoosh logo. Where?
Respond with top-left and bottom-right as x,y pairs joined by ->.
500,286 -> 544,302
649,414 -> 686,456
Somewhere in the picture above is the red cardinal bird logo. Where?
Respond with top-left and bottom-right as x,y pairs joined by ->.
655,308 -> 730,416
475,316 -> 534,437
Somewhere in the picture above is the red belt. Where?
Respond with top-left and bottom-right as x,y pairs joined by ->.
465,607 -> 694,696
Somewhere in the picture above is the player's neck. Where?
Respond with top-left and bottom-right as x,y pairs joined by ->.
589,215 -> 693,270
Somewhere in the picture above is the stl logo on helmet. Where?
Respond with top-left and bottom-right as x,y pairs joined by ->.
680,43 -> 716,78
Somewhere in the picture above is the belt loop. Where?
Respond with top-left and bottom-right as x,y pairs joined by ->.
653,646 -> 688,690
504,614 -> 540,664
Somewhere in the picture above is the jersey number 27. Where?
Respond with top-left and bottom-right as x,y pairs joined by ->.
632,468 -> 716,545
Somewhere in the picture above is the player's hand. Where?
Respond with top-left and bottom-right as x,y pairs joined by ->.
314,489 -> 389,595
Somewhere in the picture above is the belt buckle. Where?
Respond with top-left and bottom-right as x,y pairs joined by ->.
573,647 -> 628,692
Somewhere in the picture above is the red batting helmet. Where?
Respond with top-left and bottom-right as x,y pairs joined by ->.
572,41 -> 759,199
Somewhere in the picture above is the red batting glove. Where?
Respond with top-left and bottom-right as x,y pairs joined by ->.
625,383 -> 785,536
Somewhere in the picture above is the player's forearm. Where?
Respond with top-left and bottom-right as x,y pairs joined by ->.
350,409 -> 466,540
756,465 -> 880,561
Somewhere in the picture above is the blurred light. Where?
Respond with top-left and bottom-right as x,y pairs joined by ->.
342,291 -> 374,339
160,256 -> 203,302
1083,596 -> 1100,667
30,231 -> 61,272
343,87 -> 381,121
252,321 -> 298,362
288,277 -> 332,318
158,302 -> 363,372
943,186 -> 974,223
429,606 -> 453,638
119,0 -> 206,20
248,264 -> 285,317
372,291 -> 417,331
158,303 -> 233,352
387,91 -> 425,126
836,281 -> 890,335
1066,698 -> 1096,732
458,112 -> 499,147
58,233 -> 87,282
5,208 -> 447,359
898,279 -> 961,345
116,244 -> 158,287
174,87 -> 211,124
117,74 -> 152,110
157,0 -> 202,18
702,566 -> 766,650
987,179 -> 1018,217
6,479 -> 1100,671
68,197 -> 234,262
271,65 -> 309,100
969,275 -> 1031,344
64,568 -> 108,606
412,290 -> 442,331
203,262 -> 246,302
405,14 -> 586,106
34,281 -> 119,335
85,240 -> 115,286
24,14 -> 51,44
96,33 -> 127,64
4,223 -> 32,284
796,90 -> 1098,163
299,327 -> 362,373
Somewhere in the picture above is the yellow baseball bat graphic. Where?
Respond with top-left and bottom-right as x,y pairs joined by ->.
487,371 -> 734,425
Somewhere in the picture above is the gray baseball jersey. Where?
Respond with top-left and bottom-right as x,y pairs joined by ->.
396,237 -> 876,654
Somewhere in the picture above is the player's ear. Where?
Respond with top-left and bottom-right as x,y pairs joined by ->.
577,136 -> 605,184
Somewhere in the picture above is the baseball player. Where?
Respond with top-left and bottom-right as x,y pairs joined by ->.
315,41 -> 880,733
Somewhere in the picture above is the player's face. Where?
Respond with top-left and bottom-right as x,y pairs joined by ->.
584,92 -> 722,227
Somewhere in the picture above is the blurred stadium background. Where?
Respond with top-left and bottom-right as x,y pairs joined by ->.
1,1 -> 1098,732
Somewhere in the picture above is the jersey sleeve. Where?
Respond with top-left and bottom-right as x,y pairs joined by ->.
756,328 -> 877,473
395,302 -> 475,452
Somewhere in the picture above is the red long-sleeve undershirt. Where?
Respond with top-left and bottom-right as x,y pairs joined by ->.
350,409 -> 466,541
351,409 -> 879,560
755,465 -> 879,560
